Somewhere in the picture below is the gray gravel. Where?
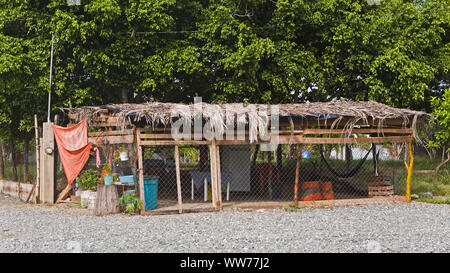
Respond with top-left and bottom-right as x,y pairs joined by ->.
0,194 -> 449,253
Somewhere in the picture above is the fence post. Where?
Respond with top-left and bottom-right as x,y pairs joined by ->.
216,145 -> 222,208
174,145 -> 183,213
40,122 -> 55,204
137,145 -> 145,212
209,139 -> 220,210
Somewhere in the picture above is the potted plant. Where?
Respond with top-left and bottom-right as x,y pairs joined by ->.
77,169 -> 99,209
118,193 -> 142,214
102,163 -> 114,186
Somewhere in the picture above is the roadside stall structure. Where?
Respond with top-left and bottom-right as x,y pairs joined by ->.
52,101 -> 428,215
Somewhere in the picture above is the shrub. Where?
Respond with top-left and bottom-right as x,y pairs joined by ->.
118,193 -> 141,214
77,169 -> 99,191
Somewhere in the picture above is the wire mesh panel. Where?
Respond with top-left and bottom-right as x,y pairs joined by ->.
218,143 -> 407,205
141,145 -> 214,212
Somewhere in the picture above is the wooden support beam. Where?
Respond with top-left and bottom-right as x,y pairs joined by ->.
139,140 -> 210,146
302,128 -> 413,135
88,135 -> 134,144
209,139 -> 220,209
88,129 -> 134,137
216,145 -> 222,208
174,145 -> 183,214
137,145 -> 146,211
276,135 -> 413,145
139,133 -> 176,139
55,183 -> 72,204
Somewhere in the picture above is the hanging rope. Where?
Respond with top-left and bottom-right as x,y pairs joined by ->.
320,144 -> 373,179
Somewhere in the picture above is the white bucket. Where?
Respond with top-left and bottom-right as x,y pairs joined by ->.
119,152 -> 129,161
80,190 -> 97,209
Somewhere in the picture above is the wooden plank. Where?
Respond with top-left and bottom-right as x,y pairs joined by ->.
88,129 -> 134,137
369,191 -> 394,196
138,127 -> 171,133
302,128 -> 413,135
55,184 -> 72,204
215,135 -> 412,145
140,140 -> 210,146
216,145 -> 222,207
137,145 -> 146,211
139,133 -> 175,139
88,135 -> 134,144
276,135 -> 413,144
174,145 -> 183,214
368,186 -> 394,191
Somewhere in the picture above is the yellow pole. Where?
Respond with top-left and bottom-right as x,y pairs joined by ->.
404,142 -> 414,201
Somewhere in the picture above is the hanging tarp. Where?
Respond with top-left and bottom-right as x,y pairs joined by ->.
52,120 -> 92,185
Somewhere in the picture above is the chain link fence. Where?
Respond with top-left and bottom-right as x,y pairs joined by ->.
216,143 -> 406,204
66,142 -> 411,211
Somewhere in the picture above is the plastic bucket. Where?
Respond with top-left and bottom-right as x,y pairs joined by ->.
104,175 -> 113,186
144,177 -> 159,210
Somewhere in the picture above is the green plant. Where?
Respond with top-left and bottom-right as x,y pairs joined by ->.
415,198 -> 450,205
77,169 -> 99,191
118,193 -> 142,214
102,163 -> 111,175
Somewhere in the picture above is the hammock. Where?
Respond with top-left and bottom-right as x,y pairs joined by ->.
320,144 -> 373,179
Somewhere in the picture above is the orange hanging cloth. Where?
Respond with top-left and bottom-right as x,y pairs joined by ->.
52,120 -> 92,185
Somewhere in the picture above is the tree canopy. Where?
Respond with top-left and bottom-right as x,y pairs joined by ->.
0,0 -> 449,136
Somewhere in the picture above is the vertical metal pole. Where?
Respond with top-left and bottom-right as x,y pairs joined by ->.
47,33 -> 55,122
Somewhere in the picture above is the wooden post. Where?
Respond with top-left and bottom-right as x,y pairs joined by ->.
137,145 -> 145,211
209,139 -> 219,209
174,145 -> 183,213
294,145 -> 302,204
404,142 -> 414,201
216,145 -> 222,207
40,122 -> 55,204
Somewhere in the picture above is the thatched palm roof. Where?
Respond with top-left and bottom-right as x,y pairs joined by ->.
64,101 -> 429,142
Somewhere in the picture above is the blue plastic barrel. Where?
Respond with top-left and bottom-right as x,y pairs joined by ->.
144,176 -> 159,210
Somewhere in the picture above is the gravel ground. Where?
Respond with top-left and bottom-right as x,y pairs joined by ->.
0,194 -> 449,253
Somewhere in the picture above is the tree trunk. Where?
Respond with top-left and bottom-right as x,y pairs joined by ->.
121,87 -> 128,103
23,135 -> 29,182
435,152 -> 450,181
276,144 -> 282,169
0,140 -> 4,179
9,137 -> 18,181
345,144 -> 353,171
94,184 -> 120,216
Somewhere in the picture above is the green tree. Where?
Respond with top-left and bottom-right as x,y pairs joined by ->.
428,89 -> 450,179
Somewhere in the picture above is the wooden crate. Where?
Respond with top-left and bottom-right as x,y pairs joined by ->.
367,182 -> 394,197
